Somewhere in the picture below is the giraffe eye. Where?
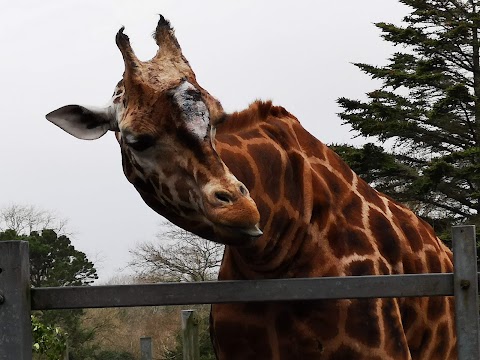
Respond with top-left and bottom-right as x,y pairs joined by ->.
125,134 -> 156,152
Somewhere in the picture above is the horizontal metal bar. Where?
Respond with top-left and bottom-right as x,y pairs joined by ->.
32,273 -> 456,310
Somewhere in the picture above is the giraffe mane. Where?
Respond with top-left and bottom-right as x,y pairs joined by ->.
218,100 -> 291,134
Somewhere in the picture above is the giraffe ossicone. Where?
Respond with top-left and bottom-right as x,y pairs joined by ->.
46,16 -> 457,360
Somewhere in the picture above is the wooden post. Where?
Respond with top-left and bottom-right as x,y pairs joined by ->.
181,309 -> 199,360
140,336 -> 152,360
452,225 -> 480,360
0,241 -> 32,360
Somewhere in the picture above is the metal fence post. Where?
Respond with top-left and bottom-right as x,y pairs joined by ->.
0,241 -> 32,360
140,336 -> 152,360
181,309 -> 199,360
452,225 -> 480,360
63,342 -> 69,360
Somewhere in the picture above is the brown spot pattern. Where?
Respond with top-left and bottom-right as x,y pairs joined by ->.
427,297 -> 446,321
293,301 -> 341,341
328,225 -> 374,258
409,327 -> 432,359
390,205 -> 424,252
284,151 -> 305,208
357,180 -> 386,212
431,322 -> 449,359
346,299 -> 381,347
370,209 -> 401,264
220,150 -> 256,191
400,302 -> 418,331
247,143 -> 283,203
426,249 -> 442,273
382,299 -> 408,359
346,259 -> 375,276
378,258 -> 391,275
255,197 -> 272,229
318,166 -> 349,201
218,134 -> 243,147
326,149 -> 354,184
262,122 -> 296,150
342,194 -> 364,228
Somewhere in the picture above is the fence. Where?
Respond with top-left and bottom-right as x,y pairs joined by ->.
0,225 -> 479,359
139,313 -> 201,360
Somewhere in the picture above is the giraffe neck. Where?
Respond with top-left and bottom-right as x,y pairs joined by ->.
215,101 -> 452,281
215,102 -> 338,278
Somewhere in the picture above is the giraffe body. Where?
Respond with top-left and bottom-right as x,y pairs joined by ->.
46,17 -> 456,359
211,102 -> 455,359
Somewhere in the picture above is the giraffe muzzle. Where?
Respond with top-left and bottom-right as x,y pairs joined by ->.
203,182 -> 262,238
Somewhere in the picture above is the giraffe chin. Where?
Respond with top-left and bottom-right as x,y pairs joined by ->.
212,224 -> 263,246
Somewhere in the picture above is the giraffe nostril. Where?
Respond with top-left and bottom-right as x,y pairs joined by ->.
239,185 -> 249,196
214,191 -> 233,204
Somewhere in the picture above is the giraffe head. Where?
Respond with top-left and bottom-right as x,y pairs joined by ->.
46,16 -> 262,243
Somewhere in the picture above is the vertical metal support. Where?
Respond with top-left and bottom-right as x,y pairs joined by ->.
181,309 -> 199,360
0,241 -> 32,360
140,336 -> 152,360
63,343 -> 69,360
452,225 -> 480,360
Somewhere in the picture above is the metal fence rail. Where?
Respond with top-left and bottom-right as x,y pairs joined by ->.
0,225 -> 479,359
31,273 -> 456,309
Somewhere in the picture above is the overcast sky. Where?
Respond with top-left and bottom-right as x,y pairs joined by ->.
1,1 -> 409,282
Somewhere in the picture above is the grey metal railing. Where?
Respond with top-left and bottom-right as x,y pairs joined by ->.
0,225 -> 479,359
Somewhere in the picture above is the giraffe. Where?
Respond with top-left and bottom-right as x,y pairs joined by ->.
46,17 -> 456,359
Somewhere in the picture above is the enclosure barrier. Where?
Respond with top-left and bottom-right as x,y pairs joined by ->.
140,336 -> 152,360
182,310 -> 199,360
0,225 -> 479,359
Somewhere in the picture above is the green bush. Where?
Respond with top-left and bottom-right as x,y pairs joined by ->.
32,315 -> 67,360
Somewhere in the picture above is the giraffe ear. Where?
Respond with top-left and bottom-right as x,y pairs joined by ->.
46,105 -> 117,140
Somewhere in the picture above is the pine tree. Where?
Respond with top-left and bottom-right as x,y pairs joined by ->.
337,0 -> 480,224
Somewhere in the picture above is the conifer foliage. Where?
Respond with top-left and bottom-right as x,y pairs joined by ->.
337,0 -> 480,223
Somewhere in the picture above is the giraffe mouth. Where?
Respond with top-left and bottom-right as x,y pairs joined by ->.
212,223 -> 264,242
225,225 -> 263,237
236,224 -> 263,237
